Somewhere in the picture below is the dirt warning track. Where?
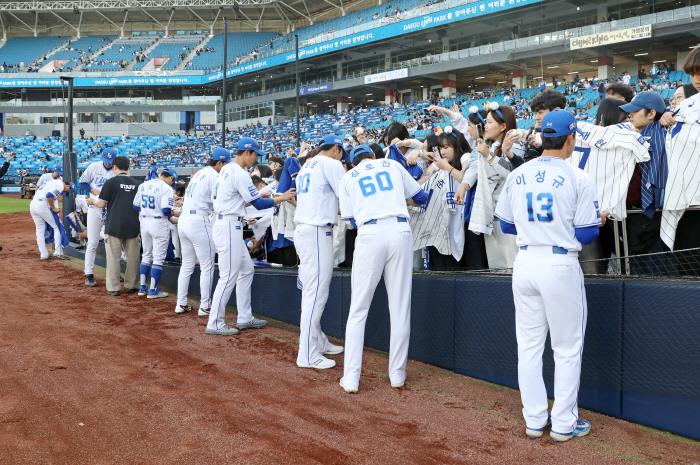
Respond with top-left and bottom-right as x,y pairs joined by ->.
0,212 -> 698,464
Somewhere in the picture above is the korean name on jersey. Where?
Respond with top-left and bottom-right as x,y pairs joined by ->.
494,157 -> 601,252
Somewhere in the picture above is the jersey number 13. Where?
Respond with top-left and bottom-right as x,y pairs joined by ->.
526,192 -> 553,222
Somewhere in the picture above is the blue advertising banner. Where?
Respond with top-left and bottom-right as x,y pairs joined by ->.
1,186 -> 20,193
0,0 -> 541,89
299,83 -> 331,95
205,0 -> 543,82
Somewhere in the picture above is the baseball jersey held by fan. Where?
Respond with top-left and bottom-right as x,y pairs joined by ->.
79,161 -> 115,198
133,179 -> 174,218
294,155 -> 346,226
182,165 -> 218,214
495,156 -> 601,252
660,118 -> 700,249
339,158 -> 422,226
567,121 -> 649,219
213,162 -> 261,217
409,169 -> 458,254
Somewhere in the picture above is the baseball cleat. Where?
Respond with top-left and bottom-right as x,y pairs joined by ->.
137,285 -> 148,296
339,378 -> 358,394
53,254 -> 70,260
40,256 -> 51,260
527,414 -> 551,438
147,288 -> 168,299
551,420 -> 591,442
322,344 -> 344,355
175,304 -> 192,314
205,324 -> 239,336
236,317 -> 267,329
198,308 -> 210,317
85,274 -> 97,287
390,381 -> 405,389
297,356 -> 336,370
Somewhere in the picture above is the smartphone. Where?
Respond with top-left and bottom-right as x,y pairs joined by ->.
477,123 -> 484,140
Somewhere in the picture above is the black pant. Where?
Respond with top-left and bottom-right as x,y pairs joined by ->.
625,211 -> 668,275
460,225 -> 488,270
267,245 -> 297,267
672,210 -> 700,276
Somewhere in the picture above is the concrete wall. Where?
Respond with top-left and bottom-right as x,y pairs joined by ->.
4,122 -> 181,137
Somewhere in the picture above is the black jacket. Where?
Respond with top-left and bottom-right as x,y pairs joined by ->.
0,161 -> 9,179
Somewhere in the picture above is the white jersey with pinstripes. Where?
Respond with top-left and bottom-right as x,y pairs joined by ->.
339,158 -> 422,226
567,121 -> 650,219
494,156 -> 601,252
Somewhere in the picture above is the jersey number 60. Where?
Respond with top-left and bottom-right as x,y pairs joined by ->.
359,171 -> 393,197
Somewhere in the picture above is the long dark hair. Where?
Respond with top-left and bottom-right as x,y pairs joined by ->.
488,105 -> 517,158
437,128 -> 467,171
381,122 -> 410,147
595,98 -> 628,127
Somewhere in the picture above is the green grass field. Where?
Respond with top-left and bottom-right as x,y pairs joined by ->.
0,196 -> 31,214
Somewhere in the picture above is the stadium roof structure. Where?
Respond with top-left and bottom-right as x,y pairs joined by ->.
0,0 -> 359,35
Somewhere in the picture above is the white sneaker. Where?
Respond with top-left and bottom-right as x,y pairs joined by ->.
322,344 -> 344,355
297,356 -> 336,370
198,308 -> 210,317
339,378 -> 358,394
175,304 -> 192,314
391,381 -> 405,389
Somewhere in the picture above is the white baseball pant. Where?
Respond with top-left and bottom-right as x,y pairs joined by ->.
343,218 -> 413,387
512,246 -> 587,435
84,204 -> 105,275
295,223 -> 334,366
207,217 -> 255,330
30,201 -> 63,258
177,214 -> 216,310
140,216 -> 170,268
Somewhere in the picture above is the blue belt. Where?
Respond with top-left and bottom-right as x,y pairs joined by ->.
520,246 -> 569,255
143,215 -> 162,219
189,209 -> 209,215
364,217 -> 408,225
218,214 -> 244,221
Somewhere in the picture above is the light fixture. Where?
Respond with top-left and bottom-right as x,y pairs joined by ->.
577,6 -> 580,9
497,81 -> 507,84
420,85 -> 424,87
653,60 -> 666,63
567,71 -> 579,74
547,66 -> 558,69
323,99 -> 329,102
475,76 -> 485,79
428,39 -> 431,42
534,76 -> 543,79
591,60 -> 598,62
366,93 -> 373,95
368,99 -> 374,102
634,53 -> 648,56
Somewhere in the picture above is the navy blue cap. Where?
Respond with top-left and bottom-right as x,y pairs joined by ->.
620,91 -> 666,114
319,134 -> 351,164
102,148 -> 117,165
541,110 -> 580,138
237,137 -> 266,157
211,147 -> 231,162
162,168 -> 178,181
54,164 -> 63,175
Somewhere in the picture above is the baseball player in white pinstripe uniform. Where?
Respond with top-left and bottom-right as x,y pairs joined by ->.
175,148 -> 231,316
495,110 -> 602,442
79,148 -> 116,287
338,145 -> 427,393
